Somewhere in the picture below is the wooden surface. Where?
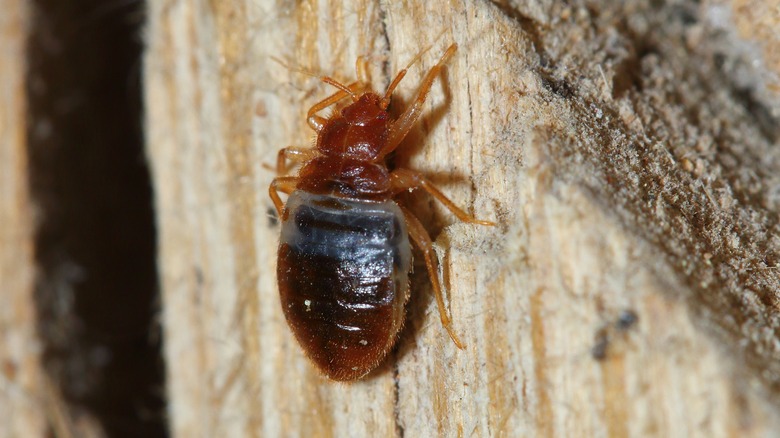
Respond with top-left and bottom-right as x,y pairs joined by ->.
0,1 -> 47,436
144,0 -> 780,436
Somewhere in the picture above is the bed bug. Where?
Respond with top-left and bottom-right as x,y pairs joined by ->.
269,43 -> 494,381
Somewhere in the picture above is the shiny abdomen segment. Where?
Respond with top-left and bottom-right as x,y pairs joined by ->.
277,191 -> 411,380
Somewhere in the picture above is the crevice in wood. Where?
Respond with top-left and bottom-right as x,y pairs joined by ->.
377,1 -> 392,87
392,364 -> 405,438
25,0 -> 167,436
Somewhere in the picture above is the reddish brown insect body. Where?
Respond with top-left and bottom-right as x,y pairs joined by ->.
270,44 -> 493,381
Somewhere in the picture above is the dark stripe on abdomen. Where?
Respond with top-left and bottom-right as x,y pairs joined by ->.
277,191 -> 411,378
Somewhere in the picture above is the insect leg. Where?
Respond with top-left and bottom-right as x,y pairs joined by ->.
356,55 -> 371,84
307,80 -> 365,131
400,206 -> 465,350
391,168 -> 495,225
268,176 -> 298,216
277,146 -> 318,175
382,44 -> 458,156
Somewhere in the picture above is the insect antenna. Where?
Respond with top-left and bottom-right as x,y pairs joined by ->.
321,77 -> 359,102
381,31 -> 448,109
270,55 -> 323,79
271,56 -> 360,102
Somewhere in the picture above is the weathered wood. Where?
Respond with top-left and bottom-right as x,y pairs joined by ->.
145,0 -> 780,436
0,1 -> 47,436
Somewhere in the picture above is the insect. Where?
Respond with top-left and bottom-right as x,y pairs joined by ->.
269,43 -> 494,381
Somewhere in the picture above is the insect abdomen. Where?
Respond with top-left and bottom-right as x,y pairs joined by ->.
277,191 -> 411,380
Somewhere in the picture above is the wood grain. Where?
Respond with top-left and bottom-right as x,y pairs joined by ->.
145,0 -> 780,436
0,1 -> 47,436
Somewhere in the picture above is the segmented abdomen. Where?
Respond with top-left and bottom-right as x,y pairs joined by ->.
277,191 -> 411,380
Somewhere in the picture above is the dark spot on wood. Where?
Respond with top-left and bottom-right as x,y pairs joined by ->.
591,328 -> 610,361
616,309 -> 638,330
541,75 -> 574,99
267,206 -> 279,227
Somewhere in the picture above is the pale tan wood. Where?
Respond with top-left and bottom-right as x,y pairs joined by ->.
0,1 -> 47,436
145,0 -> 780,436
